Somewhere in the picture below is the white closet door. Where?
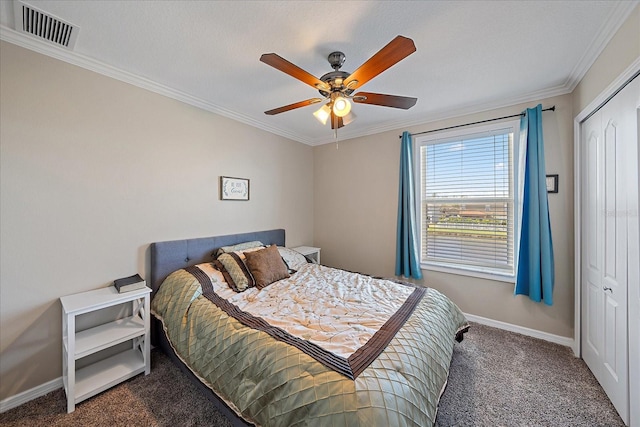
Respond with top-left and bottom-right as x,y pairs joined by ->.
581,76 -> 638,426
627,79 -> 640,427
581,110 -> 605,383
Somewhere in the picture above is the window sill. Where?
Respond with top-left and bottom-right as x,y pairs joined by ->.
421,263 -> 515,283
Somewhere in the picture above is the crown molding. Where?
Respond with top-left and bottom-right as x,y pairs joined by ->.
307,82 -> 574,146
0,26 -> 315,145
563,1 -> 639,92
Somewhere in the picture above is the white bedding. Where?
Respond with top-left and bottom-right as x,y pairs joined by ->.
196,262 -> 415,358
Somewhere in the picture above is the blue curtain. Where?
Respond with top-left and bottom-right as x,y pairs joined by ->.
515,104 -> 554,305
395,131 -> 423,279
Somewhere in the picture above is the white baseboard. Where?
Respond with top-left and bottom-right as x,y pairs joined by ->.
0,345 -> 158,413
0,377 -> 62,413
464,313 -> 575,348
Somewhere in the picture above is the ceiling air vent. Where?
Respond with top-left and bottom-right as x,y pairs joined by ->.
13,1 -> 79,49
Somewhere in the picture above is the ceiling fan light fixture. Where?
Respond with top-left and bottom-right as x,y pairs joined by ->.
332,96 -> 351,117
342,111 -> 357,126
260,36 -> 417,132
313,103 -> 332,125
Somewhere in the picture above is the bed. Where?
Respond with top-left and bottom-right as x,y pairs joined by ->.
149,229 -> 468,426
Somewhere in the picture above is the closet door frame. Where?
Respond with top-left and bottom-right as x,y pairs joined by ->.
573,58 -> 640,427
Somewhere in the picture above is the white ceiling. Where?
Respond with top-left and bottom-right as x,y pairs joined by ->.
0,1 -> 637,145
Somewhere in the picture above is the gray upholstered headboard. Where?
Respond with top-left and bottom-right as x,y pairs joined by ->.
149,229 -> 285,296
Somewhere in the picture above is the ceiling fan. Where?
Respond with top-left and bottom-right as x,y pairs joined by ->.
260,35 -> 417,130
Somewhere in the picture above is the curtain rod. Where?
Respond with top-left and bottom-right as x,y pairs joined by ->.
399,105 -> 556,138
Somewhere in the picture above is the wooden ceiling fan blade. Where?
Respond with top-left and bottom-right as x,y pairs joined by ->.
265,98 -> 323,115
343,36 -> 416,90
260,53 -> 330,91
352,92 -> 417,109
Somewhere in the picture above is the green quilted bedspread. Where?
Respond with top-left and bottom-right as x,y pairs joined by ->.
151,268 -> 468,427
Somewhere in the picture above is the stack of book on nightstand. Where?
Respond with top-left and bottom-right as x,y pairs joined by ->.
113,274 -> 147,293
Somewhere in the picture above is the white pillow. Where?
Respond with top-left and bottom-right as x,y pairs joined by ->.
277,247 -> 308,271
215,241 -> 264,258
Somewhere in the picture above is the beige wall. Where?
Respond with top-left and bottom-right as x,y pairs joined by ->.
313,4 -> 639,341
0,41 -> 314,400
573,5 -> 639,114
314,93 -> 575,338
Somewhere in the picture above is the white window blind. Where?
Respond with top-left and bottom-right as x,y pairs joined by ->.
417,126 -> 515,276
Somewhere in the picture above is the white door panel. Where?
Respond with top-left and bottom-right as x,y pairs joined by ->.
603,294 -> 618,380
585,278 -> 602,380
586,130 -> 600,273
629,100 -> 640,427
582,112 -> 604,383
581,75 -> 637,426
625,80 -> 640,427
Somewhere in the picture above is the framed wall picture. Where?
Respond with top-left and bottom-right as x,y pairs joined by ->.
546,174 -> 558,193
220,176 -> 250,201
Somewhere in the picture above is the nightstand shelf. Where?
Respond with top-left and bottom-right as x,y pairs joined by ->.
292,246 -> 321,264
69,316 -> 146,358
60,286 -> 151,413
74,349 -> 145,402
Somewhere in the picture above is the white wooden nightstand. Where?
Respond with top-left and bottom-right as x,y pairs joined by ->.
292,246 -> 321,264
60,286 -> 151,413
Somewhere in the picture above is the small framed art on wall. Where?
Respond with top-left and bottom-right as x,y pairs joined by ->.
220,176 -> 250,201
546,174 -> 558,193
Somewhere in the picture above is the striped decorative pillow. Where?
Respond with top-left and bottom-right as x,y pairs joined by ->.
216,248 -> 263,291
212,260 -> 240,292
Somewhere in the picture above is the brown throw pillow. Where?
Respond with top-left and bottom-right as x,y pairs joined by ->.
244,245 -> 290,289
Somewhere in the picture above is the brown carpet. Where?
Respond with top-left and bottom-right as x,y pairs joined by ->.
435,323 -> 625,427
0,323 -> 625,426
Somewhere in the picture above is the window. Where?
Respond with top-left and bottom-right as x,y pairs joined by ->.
414,120 -> 520,280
